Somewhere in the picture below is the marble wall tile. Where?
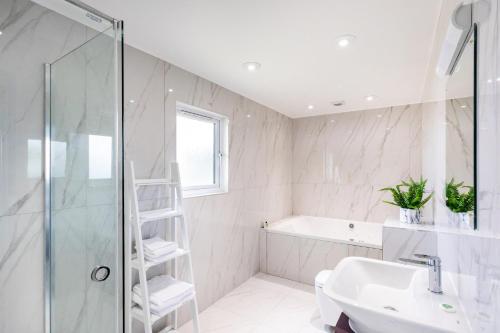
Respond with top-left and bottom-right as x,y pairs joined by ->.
382,226 -> 437,262
292,104 -> 423,223
51,208 -> 89,333
124,46 -> 165,179
446,98 -> 474,186
324,183 -> 398,223
0,0 -> 94,217
123,48 -> 294,328
0,1 -> 110,332
292,183 -> 328,217
124,45 -> 167,215
0,212 -> 44,333
292,117 -> 328,184
421,101 -> 447,224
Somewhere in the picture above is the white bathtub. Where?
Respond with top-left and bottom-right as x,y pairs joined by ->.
265,215 -> 382,249
260,215 -> 383,285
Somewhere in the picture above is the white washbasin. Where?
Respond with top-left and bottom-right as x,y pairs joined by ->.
323,257 -> 469,333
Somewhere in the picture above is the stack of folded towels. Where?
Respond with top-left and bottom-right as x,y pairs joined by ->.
132,275 -> 195,316
139,237 -> 178,263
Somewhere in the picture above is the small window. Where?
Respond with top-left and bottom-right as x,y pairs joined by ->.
176,103 -> 228,197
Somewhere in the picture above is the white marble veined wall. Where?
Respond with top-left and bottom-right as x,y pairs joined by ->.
292,104 -> 422,223
435,1 -> 500,332
0,4 -> 293,330
0,1 -> 103,332
382,225 -> 437,262
446,97 -> 474,186
124,45 -> 293,327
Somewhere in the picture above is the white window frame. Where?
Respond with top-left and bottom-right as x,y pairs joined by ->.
176,102 -> 228,198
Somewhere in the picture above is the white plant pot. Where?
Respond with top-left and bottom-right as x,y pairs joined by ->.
448,210 -> 472,229
399,208 -> 421,224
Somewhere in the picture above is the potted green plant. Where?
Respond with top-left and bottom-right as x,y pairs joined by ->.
380,177 -> 433,224
445,179 -> 474,228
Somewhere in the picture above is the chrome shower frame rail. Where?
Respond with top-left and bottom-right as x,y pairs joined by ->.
43,63 -> 51,333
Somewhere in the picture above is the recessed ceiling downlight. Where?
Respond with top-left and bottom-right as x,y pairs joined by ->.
243,62 -> 261,72
307,105 -> 315,110
366,95 -> 376,102
336,35 -> 356,48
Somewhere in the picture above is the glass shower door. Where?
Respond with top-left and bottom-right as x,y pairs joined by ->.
46,24 -> 123,333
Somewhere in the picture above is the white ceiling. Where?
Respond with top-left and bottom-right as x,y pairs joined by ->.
83,0 -> 445,118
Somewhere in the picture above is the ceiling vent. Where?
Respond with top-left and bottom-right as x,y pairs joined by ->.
331,100 -> 345,107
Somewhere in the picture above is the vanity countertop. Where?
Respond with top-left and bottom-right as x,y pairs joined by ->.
384,218 -> 438,231
384,218 -> 500,240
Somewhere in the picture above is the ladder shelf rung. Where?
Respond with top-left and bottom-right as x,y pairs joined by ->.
131,249 -> 189,270
139,208 -> 182,223
135,178 -> 178,186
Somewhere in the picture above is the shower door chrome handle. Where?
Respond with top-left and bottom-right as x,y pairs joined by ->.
91,265 -> 111,282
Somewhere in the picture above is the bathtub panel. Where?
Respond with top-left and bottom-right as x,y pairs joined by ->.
266,232 -> 300,281
348,244 -> 383,259
299,238 -> 348,285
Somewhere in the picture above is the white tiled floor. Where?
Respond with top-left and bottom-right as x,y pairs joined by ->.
179,273 -> 333,333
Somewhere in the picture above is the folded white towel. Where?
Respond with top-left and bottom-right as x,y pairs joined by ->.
145,252 -> 177,263
143,237 -> 177,252
136,237 -> 178,260
133,275 -> 194,307
133,289 -> 194,315
144,246 -> 177,257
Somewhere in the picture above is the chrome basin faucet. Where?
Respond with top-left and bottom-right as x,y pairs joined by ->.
399,254 -> 442,294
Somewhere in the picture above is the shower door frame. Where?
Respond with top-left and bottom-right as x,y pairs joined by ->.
43,4 -> 124,333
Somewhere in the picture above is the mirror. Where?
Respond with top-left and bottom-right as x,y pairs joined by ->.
444,24 -> 476,229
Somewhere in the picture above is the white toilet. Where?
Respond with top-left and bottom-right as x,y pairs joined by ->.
315,270 -> 343,327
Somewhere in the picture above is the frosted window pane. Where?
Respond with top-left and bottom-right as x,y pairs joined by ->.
177,114 -> 215,187
88,135 -> 112,179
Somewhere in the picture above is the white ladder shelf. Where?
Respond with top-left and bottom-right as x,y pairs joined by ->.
128,161 -> 200,333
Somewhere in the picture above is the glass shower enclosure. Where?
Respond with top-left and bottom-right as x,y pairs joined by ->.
44,10 -> 124,333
